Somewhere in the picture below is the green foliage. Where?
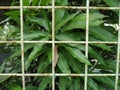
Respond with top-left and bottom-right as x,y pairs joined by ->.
0,0 -> 119,90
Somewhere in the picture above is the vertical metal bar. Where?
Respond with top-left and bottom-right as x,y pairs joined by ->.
20,0 -> 25,90
84,0 -> 89,90
52,0 -> 55,90
115,4 -> 120,90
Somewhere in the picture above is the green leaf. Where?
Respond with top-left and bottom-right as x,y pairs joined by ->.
63,13 -> 106,31
0,76 -> 10,84
96,60 -> 117,72
88,78 -> 99,90
41,0 -> 51,5
55,13 -> 77,31
89,46 -> 105,65
60,47 -> 82,73
69,77 -> 80,90
56,32 -> 81,41
31,0 -> 39,6
37,57 -> 51,73
7,83 -> 22,90
90,43 -> 112,51
26,85 -> 37,90
24,31 -> 49,40
59,77 -> 68,90
38,77 -> 51,90
90,26 -> 117,41
57,52 -> 71,73
47,48 -> 52,63
72,13 -> 106,22
23,0 -> 30,6
55,0 -> 68,6
93,77 -> 115,89
63,45 -> 91,65
103,0 -> 119,7
28,16 -> 51,32
26,43 -> 44,70
64,20 -> 103,31
55,9 -> 65,24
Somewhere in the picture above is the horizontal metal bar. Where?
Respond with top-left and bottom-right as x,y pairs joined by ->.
0,41 -> 118,44
0,73 -> 119,77
0,6 -> 20,9
0,6 -> 120,10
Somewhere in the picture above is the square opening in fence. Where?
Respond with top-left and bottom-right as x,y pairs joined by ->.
23,0 -> 52,6
89,9 -> 118,42
0,9 -> 20,41
55,43 -> 87,74
55,0 -> 86,6
0,0 -> 20,6
55,9 -> 86,41
0,43 -> 21,73
25,76 -> 52,90
55,76 -> 84,90
89,0 -> 119,7
88,43 -> 117,74
24,43 -> 52,73
87,76 -> 116,90
23,9 -> 52,41
0,76 -> 22,90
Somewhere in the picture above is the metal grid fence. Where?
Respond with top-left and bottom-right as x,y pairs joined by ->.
0,0 -> 120,90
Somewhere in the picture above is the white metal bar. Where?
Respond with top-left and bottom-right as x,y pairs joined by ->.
0,41 -> 118,44
20,0 -> 25,90
52,0 -> 55,90
84,0 -> 89,90
0,73 -> 119,76
0,6 -> 120,10
115,5 -> 120,90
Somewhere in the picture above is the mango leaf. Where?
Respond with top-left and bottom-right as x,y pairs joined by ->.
63,45 -> 91,65
55,13 -> 77,31
38,77 -> 51,90
59,77 -> 68,90
90,26 -> 117,41
57,52 -> 71,73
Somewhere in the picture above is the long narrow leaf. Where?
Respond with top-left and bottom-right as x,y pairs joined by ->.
63,45 -> 91,65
